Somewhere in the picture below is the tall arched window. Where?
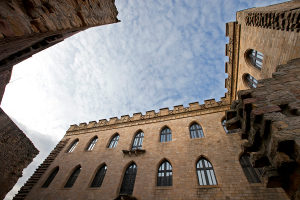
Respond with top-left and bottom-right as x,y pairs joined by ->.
196,158 -> 218,185
157,161 -> 172,186
190,123 -> 204,138
222,119 -> 228,134
90,165 -> 107,188
245,74 -> 258,89
86,137 -> 98,151
41,167 -> 59,188
240,155 -> 262,183
160,127 -> 172,142
248,49 -> 263,70
67,139 -> 79,153
108,134 -> 120,148
120,163 -> 137,195
64,166 -> 81,188
132,131 -> 144,150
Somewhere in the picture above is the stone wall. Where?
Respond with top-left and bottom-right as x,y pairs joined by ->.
0,108 -> 39,200
225,58 -> 300,199
23,107 -> 288,200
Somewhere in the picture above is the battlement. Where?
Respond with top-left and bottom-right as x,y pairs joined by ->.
66,97 -> 230,135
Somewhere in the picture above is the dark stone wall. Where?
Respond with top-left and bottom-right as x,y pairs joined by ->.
0,108 -> 39,200
226,58 -> 300,199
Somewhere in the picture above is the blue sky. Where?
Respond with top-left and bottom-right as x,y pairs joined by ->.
2,0 -> 288,199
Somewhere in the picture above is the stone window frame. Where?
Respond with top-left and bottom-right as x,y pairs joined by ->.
245,49 -> 263,71
63,165 -> 81,189
196,158 -> 218,186
41,166 -> 59,188
89,164 -> 107,188
85,136 -> 98,151
119,162 -> 138,196
189,122 -> 205,138
157,159 -> 173,187
131,130 -> 144,150
159,126 -> 172,142
66,139 -> 79,153
107,133 -> 120,148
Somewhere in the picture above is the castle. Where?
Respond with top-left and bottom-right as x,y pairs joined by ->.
1,0 -> 300,199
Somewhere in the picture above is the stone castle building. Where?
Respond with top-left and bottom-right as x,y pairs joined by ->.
0,0 -> 119,199
12,1 -> 300,199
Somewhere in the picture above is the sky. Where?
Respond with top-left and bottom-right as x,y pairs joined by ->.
2,0 -> 288,199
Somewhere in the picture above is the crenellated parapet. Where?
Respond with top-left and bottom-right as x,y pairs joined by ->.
66,97 -> 231,136
225,58 -> 300,199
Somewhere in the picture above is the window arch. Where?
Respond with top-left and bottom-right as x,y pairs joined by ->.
41,167 -> 59,188
90,165 -> 107,188
160,127 -> 172,142
157,160 -> 172,186
64,166 -> 81,188
120,163 -> 137,195
196,158 -> 218,185
244,74 -> 258,89
132,131 -> 144,150
86,136 -> 98,151
67,139 -> 79,153
240,154 -> 262,183
190,123 -> 204,138
248,49 -> 263,70
108,134 -> 120,148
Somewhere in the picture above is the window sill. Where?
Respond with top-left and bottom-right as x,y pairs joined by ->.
155,186 -> 172,190
196,184 -> 221,189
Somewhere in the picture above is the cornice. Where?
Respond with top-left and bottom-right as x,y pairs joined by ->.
66,101 -> 231,136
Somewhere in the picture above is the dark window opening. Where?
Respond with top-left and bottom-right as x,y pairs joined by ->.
64,167 -> 81,188
190,123 -> 204,138
41,167 -> 59,188
120,163 -> 137,195
160,127 -> 172,142
196,158 -> 218,185
240,155 -> 262,183
90,165 -> 107,188
157,161 -> 172,186
245,74 -> 258,89
132,131 -> 144,150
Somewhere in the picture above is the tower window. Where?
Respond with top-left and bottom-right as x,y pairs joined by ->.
248,49 -> 263,70
67,139 -> 79,153
120,163 -> 137,195
86,137 -> 98,151
108,134 -> 120,148
160,127 -> 172,142
245,74 -> 258,89
190,123 -> 204,138
222,119 -> 228,134
41,167 -> 59,188
132,131 -> 144,150
64,167 -> 81,188
157,161 -> 172,186
196,158 -> 218,185
90,165 -> 107,188
240,155 -> 262,183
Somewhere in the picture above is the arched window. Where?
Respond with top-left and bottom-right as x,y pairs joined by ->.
120,163 -> 137,195
222,119 -> 228,134
248,49 -> 263,70
190,123 -> 204,138
132,131 -> 144,150
240,155 -> 262,183
196,158 -> 218,185
90,165 -> 107,188
160,127 -> 172,142
67,139 -> 79,153
108,134 -> 120,148
157,161 -> 172,186
64,166 -> 81,188
86,137 -> 98,151
41,167 -> 59,188
245,74 -> 258,89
